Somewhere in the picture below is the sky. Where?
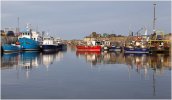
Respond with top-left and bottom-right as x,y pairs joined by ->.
1,1 -> 171,40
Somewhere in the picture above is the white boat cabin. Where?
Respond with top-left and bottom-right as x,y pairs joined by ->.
18,24 -> 41,42
42,37 -> 54,45
18,31 -> 40,41
87,40 -> 102,46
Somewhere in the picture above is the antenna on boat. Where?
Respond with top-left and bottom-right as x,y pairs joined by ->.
26,23 -> 30,32
17,17 -> 20,33
153,2 -> 156,33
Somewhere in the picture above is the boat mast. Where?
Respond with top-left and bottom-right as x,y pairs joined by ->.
153,2 -> 156,33
16,17 -> 20,33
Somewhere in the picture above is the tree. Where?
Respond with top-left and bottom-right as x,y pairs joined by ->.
91,32 -> 97,37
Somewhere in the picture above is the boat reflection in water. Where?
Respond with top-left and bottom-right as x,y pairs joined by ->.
41,51 -> 64,70
124,53 -> 171,96
76,51 -> 125,65
1,52 -> 19,69
19,51 -> 40,78
76,51 -> 171,70
125,53 -> 171,67
1,51 -> 64,78
20,51 -> 40,69
76,51 -> 101,66
76,51 -> 171,96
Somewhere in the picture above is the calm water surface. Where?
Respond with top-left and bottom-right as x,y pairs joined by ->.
1,46 -> 171,99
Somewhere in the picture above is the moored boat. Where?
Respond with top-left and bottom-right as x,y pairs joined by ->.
18,24 -> 41,51
124,29 -> 150,54
148,31 -> 170,53
76,40 -> 102,51
19,37 -> 40,51
76,45 -> 101,51
42,36 -> 59,52
2,44 -> 21,52
124,46 -> 149,53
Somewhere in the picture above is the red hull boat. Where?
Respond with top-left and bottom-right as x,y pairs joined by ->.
76,45 -> 101,51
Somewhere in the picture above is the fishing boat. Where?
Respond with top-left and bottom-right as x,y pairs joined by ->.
2,44 -> 21,52
76,40 -> 102,51
76,45 -> 101,51
149,31 -> 170,53
42,36 -> 59,52
18,24 -> 41,51
124,28 -> 150,54
124,37 -> 150,53
124,46 -> 149,53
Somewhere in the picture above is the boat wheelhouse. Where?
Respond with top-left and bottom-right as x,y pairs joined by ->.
18,24 -> 40,51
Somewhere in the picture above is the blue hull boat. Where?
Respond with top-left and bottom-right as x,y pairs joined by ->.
109,46 -> 122,52
124,47 -> 149,53
2,44 -> 21,52
19,37 -> 40,51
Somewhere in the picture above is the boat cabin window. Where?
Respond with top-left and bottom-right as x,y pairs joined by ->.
44,38 -> 51,40
96,42 -> 101,45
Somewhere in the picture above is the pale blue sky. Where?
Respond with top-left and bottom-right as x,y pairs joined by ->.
1,1 -> 171,40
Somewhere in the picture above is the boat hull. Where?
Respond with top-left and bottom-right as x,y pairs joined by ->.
124,47 -> 149,53
76,45 -> 101,51
2,44 -> 20,52
109,46 -> 122,52
42,45 -> 59,52
19,37 -> 40,51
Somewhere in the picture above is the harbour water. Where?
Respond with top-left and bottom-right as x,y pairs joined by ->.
1,46 -> 171,99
